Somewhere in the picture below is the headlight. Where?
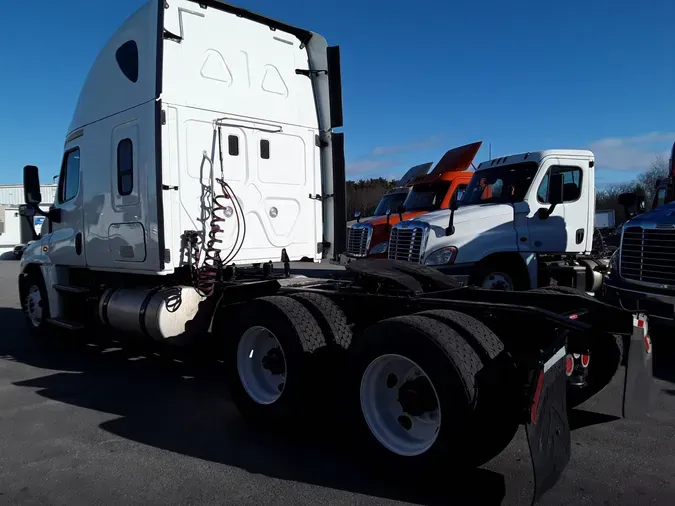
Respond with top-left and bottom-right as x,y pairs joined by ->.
424,246 -> 458,266
370,241 -> 388,254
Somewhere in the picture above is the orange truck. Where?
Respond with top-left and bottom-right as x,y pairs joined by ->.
341,141 -> 482,261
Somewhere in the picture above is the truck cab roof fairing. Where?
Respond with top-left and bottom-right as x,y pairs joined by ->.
68,1 -> 161,135
68,0 -> 322,136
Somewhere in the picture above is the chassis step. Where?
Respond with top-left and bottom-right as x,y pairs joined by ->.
53,284 -> 90,295
46,318 -> 84,330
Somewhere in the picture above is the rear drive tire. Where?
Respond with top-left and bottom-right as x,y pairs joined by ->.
417,309 -> 519,466
288,292 -> 352,350
224,296 -> 327,429
351,314 -> 483,473
288,292 -> 354,423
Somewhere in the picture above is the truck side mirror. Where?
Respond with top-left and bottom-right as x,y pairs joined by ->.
396,205 -> 405,221
385,208 -> 392,231
618,192 -> 636,208
23,165 -> 42,205
445,190 -> 460,236
548,173 -> 563,206
618,191 -> 644,219
354,210 -> 361,223
538,173 -> 564,220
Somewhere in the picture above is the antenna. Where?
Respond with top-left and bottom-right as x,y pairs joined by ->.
489,143 -> 492,160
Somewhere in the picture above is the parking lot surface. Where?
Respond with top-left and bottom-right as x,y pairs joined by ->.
1,260 -> 675,505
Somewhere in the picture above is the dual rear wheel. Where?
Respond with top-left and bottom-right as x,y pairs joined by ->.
224,294 -> 517,469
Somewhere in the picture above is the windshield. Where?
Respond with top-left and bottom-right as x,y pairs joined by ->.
460,162 -> 539,207
403,182 -> 451,212
373,192 -> 408,216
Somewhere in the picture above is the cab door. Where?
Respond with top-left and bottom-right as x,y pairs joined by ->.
526,157 -> 589,254
47,143 -> 86,266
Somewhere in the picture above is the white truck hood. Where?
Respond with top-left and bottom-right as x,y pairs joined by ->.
401,204 -> 517,264
422,204 -> 513,227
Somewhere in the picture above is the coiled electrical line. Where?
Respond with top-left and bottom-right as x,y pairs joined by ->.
186,126 -> 247,296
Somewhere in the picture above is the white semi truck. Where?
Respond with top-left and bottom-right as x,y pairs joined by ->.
389,150 -> 608,292
17,1 -> 654,503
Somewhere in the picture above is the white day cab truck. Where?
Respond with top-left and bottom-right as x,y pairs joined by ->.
388,150 -> 608,293
17,1 -> 655,502
388,150 -> 637,387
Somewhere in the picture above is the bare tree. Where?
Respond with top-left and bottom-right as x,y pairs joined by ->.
346,178 -> 398,218
636,155 -> 669,204
595,154 -> 670,224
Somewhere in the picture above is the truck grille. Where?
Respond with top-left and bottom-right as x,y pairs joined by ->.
347,224 -> 372,257
620,226 -> 675,286
388,226 -> 425,263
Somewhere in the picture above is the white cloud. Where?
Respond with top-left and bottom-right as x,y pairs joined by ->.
588,132 -> 674,172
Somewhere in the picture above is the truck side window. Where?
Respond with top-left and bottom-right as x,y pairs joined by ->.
115,40 -> 139,83
117,138 -> 134,196
58,148 -> 81,203
260,139 -> 270,159
537,166 -> 582,203
228,135 -> 239,156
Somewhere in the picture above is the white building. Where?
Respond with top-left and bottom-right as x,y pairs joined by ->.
0,184 -> 57,256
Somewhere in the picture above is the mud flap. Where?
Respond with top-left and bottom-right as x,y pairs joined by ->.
622,313 -> 655,419
525,345 -> 571,505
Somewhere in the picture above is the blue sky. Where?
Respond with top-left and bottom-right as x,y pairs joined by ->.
1,0 -> 674,188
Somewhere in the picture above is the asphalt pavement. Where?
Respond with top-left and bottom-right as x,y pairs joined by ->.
1,260 -> 675,505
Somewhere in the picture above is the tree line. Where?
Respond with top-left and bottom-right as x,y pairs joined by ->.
346,156 -> 670,220
595,156 -> 669,221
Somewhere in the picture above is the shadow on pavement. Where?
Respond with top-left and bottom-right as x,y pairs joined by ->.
0,307 -> 509,506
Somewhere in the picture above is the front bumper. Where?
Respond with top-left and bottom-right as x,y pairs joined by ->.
603,276 -> 675,326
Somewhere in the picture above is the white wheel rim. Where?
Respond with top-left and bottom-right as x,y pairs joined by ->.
482,272 -> 514,290
360,354 -> 441,457
26,285 -> 43,328
236,326 -> 287,405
